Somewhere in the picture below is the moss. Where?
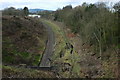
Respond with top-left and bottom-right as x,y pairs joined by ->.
19,52 -> 29,58
3,55 -> 14,63
117,43 -> 120,49
32,54 -> 42,66
72,62 -> 81,77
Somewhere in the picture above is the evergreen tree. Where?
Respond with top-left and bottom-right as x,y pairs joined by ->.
23,7 -> 29,16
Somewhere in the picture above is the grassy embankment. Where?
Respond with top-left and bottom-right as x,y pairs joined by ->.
41,19 -> 82,78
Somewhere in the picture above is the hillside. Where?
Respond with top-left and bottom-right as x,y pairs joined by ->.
29,9 -> 44,13
51,3 -> 119,78
2,16 -> 47,66
2,16 -> 55,78
29,9 -> 53,13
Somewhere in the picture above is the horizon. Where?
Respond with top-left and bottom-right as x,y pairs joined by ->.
0,0 -> 119,11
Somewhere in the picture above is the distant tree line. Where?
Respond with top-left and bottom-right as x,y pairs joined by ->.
2,7 -> 29,16
54,2 -> 120,54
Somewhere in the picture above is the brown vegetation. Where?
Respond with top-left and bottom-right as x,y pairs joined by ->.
2,65 -> 55,78
2,16 -> 47,66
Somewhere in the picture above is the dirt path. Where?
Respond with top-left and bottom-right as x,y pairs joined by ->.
39,21 -> 55,67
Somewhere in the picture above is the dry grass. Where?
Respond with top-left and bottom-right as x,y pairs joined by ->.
2,65 -> 55,78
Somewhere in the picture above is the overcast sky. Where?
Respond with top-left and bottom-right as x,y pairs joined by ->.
0,0 -> 119,10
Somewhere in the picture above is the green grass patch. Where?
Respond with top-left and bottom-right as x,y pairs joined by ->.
3,55 -> 14,63
32,54 -> 42,66
19,52 -> 29,58
117,43 -> 120,49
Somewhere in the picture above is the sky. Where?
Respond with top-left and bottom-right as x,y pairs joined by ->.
0,0 -> 119,10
